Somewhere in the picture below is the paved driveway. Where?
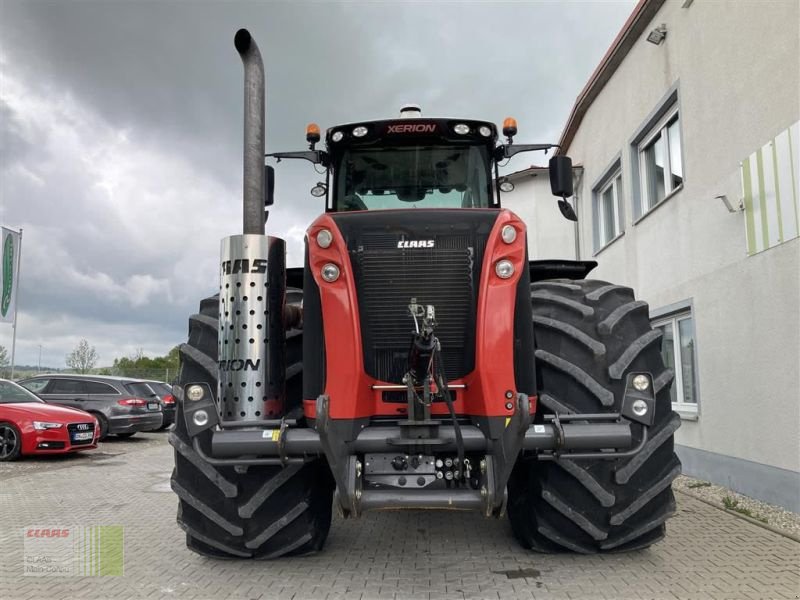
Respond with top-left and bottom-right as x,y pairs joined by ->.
0,433 -> 797,600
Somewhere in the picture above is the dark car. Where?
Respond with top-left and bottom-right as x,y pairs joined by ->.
142,381 -> 176,429
18,375 -> 163,440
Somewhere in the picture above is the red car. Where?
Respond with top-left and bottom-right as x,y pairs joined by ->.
0,379 -> 99,461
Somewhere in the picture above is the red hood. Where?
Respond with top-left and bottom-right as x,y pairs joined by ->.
0,402 -> 95,424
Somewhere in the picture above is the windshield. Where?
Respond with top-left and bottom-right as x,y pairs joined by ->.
335,145 -> 492,211
0,381 -> 44,404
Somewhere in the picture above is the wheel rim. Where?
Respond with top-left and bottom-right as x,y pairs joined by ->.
0,425 -> 18,459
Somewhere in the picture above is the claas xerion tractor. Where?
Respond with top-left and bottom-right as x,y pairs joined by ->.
170,29 -> 681,558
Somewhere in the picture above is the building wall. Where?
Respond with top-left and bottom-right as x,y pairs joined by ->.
500,170 -> 577,260
557,0 -> 800,508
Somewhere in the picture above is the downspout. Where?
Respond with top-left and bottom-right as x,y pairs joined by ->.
572,168 -> 584,260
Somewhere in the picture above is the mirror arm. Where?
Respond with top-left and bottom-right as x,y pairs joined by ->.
497,143 -> 560,161
266,150 -> 328,166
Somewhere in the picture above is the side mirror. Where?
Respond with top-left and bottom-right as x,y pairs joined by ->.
265,165 -> 275,207
549,155 -> 573,198
557,199 -> 578,221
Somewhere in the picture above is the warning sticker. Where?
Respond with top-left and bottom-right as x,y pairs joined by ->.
261,430 -> 280,441
533,425 -> 546,434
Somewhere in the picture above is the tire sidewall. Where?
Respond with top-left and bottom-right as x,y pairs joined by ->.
0,422 -> 22,461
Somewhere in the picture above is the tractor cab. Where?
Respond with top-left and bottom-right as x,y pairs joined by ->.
268,106 -> 576,219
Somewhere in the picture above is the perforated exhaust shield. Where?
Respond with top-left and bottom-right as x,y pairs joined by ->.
218,234 -> 286,423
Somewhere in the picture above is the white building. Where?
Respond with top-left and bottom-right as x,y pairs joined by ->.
504,0 -> 800,510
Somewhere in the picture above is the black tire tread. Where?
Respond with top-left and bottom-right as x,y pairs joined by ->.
534,349 -> 615,406
171,292 -> 333,559
509,278 -> 681,554
530,291 -> 595,317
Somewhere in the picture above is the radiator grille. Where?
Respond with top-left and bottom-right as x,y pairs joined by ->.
67,422 -> 95,446
353,234 -> 480,383
332,210 -> 498,385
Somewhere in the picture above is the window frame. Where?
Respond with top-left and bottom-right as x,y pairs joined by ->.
19,378 -> 51,394
651,306 -> 700,417
628,83 -> 684,222
637,106 -> 682,213
597,170 -> 623,247
590,156 -> 625,254
84,381 -> 121,395
46,378 -> 87,395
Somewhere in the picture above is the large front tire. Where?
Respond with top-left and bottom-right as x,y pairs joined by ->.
170,294 -> 334,559
508,279 -> 681,553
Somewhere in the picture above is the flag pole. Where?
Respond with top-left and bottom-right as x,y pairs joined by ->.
9,228 -> 22,379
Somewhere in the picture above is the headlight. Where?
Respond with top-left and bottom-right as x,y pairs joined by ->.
352,126 -> 368,138
317,229 -> 333,248
186,385 -> 205,402
632,399 -> 649,416
632,374 -> 651,391
321,263 -> 340,282
479,125 -> 492,137
193,410 -> 209,427
33,421 -> 63,431
501,225 -> 517,244
495,259 -> 515,279
331,131 -> 344,142
453,123 -> 470,135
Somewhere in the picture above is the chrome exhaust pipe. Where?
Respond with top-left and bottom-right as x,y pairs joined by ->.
216,30 -> 287,425
234,28 -> 265,235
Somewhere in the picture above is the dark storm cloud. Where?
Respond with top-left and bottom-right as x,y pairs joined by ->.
0,0 -> 635,367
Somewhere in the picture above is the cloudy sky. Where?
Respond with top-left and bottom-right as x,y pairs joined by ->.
0,0 -> 634,368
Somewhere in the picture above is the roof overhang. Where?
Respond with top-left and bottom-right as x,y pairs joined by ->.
556,0 -> 666,155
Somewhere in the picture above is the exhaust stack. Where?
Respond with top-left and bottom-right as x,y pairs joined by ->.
234,28 -> 266,235
217,30 -> 287,425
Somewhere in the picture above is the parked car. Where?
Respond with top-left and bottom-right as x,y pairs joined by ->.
0,379 -> 99,461
17,375 -> 163,440
142,381 -> 175,429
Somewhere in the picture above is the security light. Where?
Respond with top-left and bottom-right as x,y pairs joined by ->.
647,25 -> 667,45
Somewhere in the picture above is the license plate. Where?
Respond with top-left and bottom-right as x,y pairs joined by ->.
147,402 -> 159,411
72,431 -> 93,441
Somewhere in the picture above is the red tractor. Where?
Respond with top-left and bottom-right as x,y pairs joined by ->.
170,30 -> 681,559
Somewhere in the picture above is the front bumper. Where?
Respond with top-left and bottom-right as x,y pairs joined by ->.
161,406 -> 176,427
181,379 -> 656,517
23,426 -> 98,455
109,413 -> 163,434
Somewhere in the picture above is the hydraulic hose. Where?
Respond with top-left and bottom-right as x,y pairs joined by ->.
433,339 -> 465,481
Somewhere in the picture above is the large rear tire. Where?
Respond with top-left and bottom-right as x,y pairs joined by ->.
170,293 -> 334,559
508,279 -> 681,553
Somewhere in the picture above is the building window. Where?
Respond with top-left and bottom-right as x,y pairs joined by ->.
639,107 -> 682,213
652,311 -> 697,413
597,171 -> 623,246
591,158 -> 624,253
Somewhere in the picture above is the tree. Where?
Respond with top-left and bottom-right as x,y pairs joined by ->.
111,345 -> 180,381
66,339 -> 98,374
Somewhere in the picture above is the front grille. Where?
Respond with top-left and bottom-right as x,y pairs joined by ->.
332,210 -> 499,385
355,236 -> 477,382
67,422 -> 95,446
